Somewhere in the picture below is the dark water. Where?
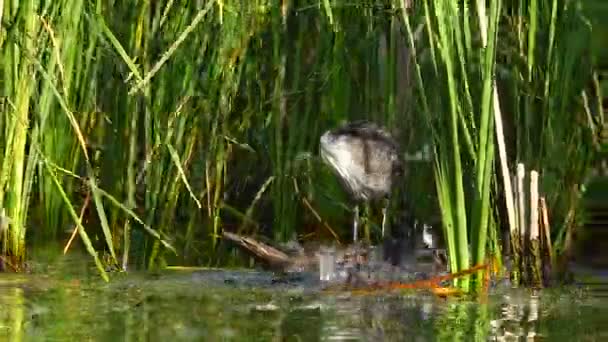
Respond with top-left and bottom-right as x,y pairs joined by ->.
0,253 -> 607,341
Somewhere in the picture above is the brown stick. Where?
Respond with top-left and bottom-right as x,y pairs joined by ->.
540,197 -> 553,262
530,171 -> 542,286
63,191 -> 91,255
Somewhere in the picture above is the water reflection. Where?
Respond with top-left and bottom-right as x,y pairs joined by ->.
0,262 -> 607,341
490,291 -> 542,340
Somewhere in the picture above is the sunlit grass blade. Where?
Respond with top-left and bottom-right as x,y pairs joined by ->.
95,187 -> 177,255
41,156 -> 109,282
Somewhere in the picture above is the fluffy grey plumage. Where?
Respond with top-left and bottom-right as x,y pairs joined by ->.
320,121 -> 403,243
319,121 -> 403,202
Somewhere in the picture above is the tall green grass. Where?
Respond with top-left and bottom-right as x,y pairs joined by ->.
399,0 -> 503,290
501,1 -> 598,261
401,0 -> 598,288
0,0 -> 600,287
0,0 -> 406,273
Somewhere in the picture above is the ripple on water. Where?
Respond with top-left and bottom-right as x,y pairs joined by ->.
0,261 -> 606,340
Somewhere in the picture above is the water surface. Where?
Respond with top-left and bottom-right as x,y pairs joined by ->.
0,253 -> 606,341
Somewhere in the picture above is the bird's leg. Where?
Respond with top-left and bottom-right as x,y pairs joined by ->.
432,249 -> 448,273
363,203 -> 372,242
381,197 -> 390,238
353,204 -> 359,243
422,223 -> 435,249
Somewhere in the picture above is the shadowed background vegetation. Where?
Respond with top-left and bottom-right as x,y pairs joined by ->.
0,0 -> 605,283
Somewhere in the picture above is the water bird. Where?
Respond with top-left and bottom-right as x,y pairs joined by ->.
419,221 -> 448,271
319,121 -> 403,243
222,231 -> 362,269
221,230 -> 372,281
421,222 -> 437,249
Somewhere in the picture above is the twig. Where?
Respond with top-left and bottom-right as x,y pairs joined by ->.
540,197 -> 553,261
63,190 -> 91,254
292,178 -> 342,245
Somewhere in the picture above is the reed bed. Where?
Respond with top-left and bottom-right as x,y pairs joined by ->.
0,0 -> 602,289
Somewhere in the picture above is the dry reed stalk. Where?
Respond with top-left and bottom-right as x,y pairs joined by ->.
529,170 -> 542,286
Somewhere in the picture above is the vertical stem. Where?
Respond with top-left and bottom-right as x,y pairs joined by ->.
510,174 -> 520,284
530,170 -> 542,285
479,0 -> 518,284
353,205 -> 359,243
472,0 -> 500,289
517,164 -> 527,244
516,163 -> 527,282
9,0 -> 37,262
540,197 -> 553,262
529,171 -> 539,241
